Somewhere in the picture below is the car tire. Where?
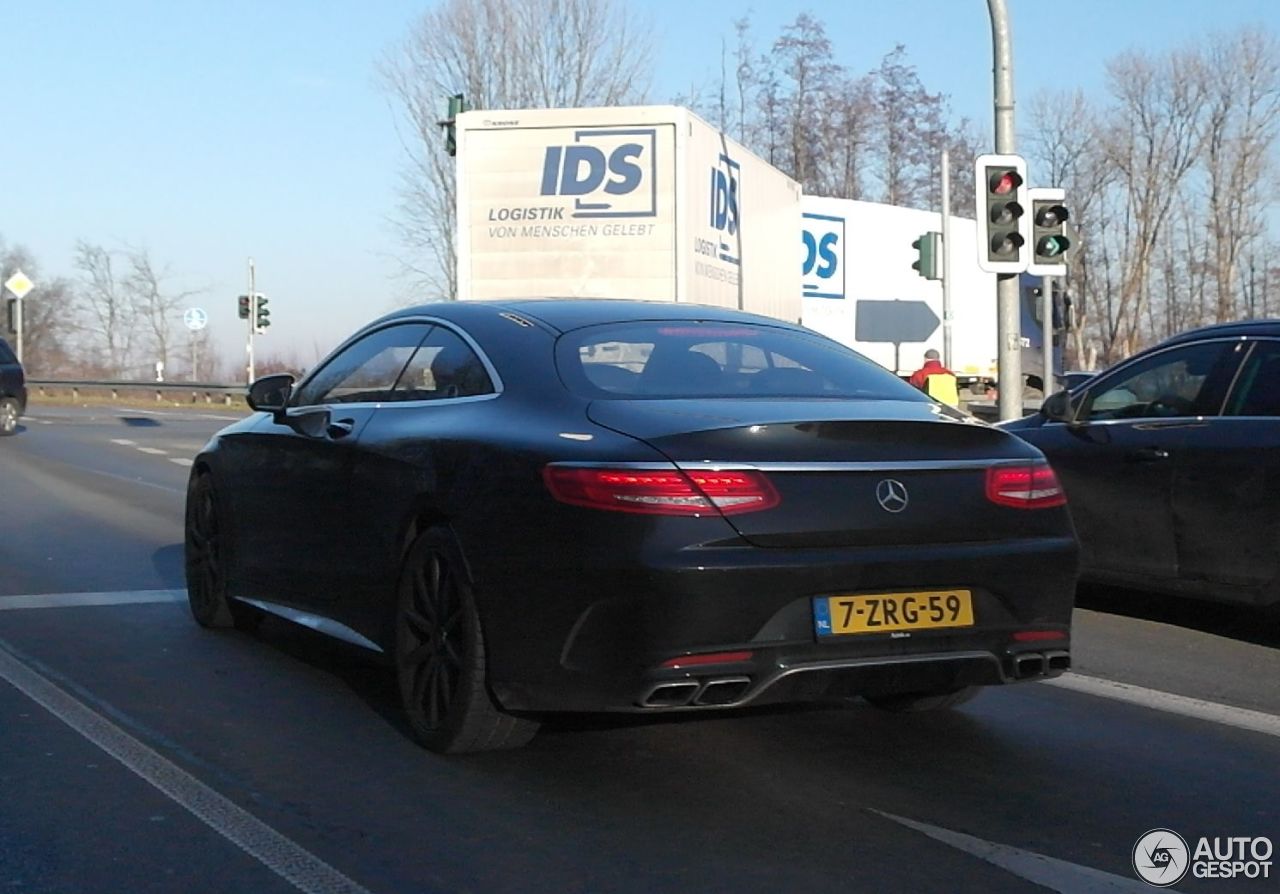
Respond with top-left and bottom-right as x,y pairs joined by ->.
0,398 -> 18,436
395,527 -> 539,753
864,686 -> 982,713
185,473 -> 240,629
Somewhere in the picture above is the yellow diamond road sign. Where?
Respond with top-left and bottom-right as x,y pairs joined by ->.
4,270 -> 34,299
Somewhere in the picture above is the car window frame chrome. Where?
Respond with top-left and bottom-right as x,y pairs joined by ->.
290,315 -> 505,410
1065,335 -> 1252,427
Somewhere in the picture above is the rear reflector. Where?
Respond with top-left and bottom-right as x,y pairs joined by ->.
985,464 -> 1067,509
659,650 -> 754,669
1011,630 -> 1068,642
543,465 -> 780,516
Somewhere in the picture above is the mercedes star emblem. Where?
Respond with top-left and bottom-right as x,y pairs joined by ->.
875,478 -> 909,513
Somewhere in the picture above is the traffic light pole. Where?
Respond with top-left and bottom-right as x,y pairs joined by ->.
1042,274 -> 1056,396
940,148 -> 952,370
988,0 -> 1022,422
246,257 -> 256,384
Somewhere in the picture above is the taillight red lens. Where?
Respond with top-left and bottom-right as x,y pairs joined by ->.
985,464 -> 1066,509
543,465 -> 780,516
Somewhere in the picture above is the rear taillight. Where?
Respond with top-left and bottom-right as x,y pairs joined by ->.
543,465 -> 780,516
985,464 -> 1066,509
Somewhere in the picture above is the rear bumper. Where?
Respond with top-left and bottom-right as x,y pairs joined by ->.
481,533 -> 1078,713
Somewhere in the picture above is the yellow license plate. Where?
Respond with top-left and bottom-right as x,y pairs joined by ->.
815,590 -> 974,636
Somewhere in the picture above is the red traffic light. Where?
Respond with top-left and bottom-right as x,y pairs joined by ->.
990,169 -> 1022,196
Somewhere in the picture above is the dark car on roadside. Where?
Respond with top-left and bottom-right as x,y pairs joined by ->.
1002,319 -> 1280,608
185,300 -> 1078,753
0,336 -> 26,436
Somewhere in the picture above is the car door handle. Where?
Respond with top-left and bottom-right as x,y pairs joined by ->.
1126,446 -> 1169,462
327,419 -> 355,439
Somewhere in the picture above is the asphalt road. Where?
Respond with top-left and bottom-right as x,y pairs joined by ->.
1,406 -> 1278,893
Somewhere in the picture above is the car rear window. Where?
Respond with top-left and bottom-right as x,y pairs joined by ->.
555,321 -> 926,401
0,339 -> 16,365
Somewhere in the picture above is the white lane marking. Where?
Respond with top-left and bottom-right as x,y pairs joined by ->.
1044,672 -> 1280,740
873,811 -> 1151,893
0,590 -> 186,611
115,407 -> 246,422
110,438 -> 137,446
136,447 -> 168,455
170,458 -> 194,467
0,641 -> 374,894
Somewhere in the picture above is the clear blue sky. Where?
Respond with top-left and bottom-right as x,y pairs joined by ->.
7,0 -> 1280,368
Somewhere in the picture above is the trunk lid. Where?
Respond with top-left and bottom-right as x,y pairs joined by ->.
587,399 -> 1051,548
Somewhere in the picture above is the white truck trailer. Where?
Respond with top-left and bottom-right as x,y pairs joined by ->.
800,197 -> 999,386
454,105 -> 802,322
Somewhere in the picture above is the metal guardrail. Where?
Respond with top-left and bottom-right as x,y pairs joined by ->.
28,379 -> 245,406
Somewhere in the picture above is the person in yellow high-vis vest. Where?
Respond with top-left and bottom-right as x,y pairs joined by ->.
908,349 -> 959,407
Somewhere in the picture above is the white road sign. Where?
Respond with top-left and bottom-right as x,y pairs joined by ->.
4,269 -> 34,299
183,307 -> 209,331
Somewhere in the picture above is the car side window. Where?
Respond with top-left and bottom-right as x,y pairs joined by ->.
392,326 -> 493,400
1226,340 -> 1280,417
0,340 -> 16,365
1080,341 -> 1239,422
293,323 -> 431,406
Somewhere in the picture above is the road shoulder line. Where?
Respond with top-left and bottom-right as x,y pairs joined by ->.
1043,672 -> 1280,739
0,638 -> 374,894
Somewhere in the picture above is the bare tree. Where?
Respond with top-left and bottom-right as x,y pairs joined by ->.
124,246 -> 204,378
380,0 -> 653,299
1096,46 -> 1206,360
0,241 -> 77,376
1198,28 -> 1280,322
74,241 -> 138,376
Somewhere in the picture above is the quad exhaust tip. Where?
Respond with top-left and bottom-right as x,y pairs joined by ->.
693,676 -> 751,706
641,681 -> 700,707
640,676 -> 754,708
1013,650 -> 1071,680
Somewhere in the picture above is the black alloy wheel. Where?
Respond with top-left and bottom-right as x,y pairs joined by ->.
395,527 -> 538,753
185,474 -> 261,631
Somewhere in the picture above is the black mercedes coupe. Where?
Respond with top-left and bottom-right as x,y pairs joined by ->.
185,300 -> 1078,752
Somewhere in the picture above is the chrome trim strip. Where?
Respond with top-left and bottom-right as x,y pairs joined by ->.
235,598 -> 384,653
547,459 -> 1018,473
291,315 -> 505,407
638,651 -> 1005,711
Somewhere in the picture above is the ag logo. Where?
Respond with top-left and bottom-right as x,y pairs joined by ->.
710,153 -> 741,265
1132,829 -> 1189,887
539,128 -> 657,219
802,213 -> 845,299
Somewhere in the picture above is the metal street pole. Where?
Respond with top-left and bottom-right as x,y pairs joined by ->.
1042,275 -> 1055,397
940,148 -> 952,369
13,300 -> 22,365
192,335 -> 199,383
988,0 -> 1022,421
247,258 -> 256,384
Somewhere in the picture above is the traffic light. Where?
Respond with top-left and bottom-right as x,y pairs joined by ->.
442,94 -> 469,157
238,294 -> 251,319
1026,187 -> 1071,275
974,153 -> 1030,274
254,294 -> 270,334
911,231 -> 942,281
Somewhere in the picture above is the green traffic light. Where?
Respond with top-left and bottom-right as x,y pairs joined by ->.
1037,235 -> 1069,257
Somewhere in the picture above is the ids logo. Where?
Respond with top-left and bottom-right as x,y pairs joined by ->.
539,128 -> 658,219
710,154 -> 741,265
802,213 -> 845,299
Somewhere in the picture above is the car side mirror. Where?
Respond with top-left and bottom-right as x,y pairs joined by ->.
247,374 -> 294,416
1040,389 -> 1075,423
